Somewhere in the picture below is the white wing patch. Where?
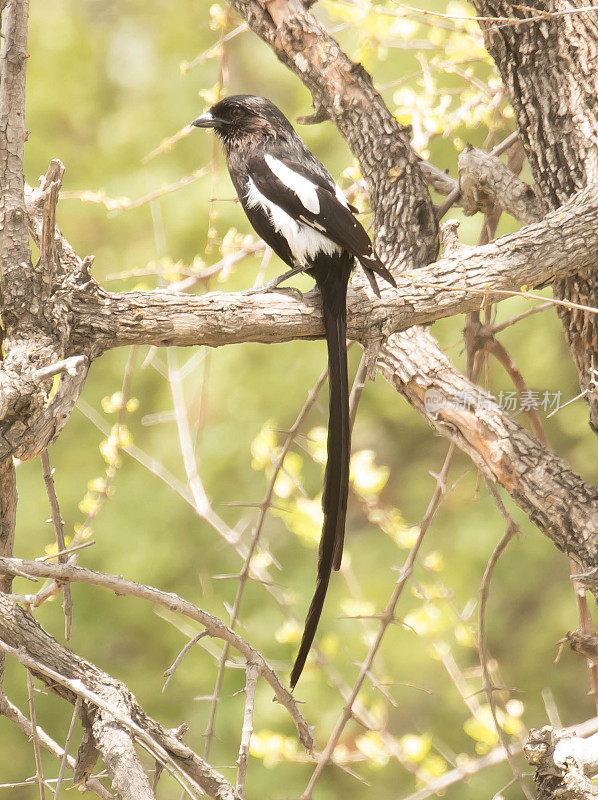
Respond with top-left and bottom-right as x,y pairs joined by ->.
246,178 -> 341,265
264,154 -> 320,214
334,183 -> 350,209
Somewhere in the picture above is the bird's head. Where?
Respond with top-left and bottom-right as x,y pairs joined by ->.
191,94 -> 295,149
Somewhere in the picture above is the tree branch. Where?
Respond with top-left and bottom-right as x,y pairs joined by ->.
0,693 -> 113,800
0,0 -> 31,326
525,726 -> 598,800
378,326 -> 598,578
458,143 -> 544,224
0,556 -> 314,750
44,183 -> 598,355
0,593 -> 244,800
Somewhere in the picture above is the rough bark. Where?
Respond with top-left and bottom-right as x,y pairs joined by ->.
525,726 -> 598,800
458,143 -> 544,224
472,0 -> 598,430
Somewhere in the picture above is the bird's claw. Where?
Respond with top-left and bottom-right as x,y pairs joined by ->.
245,282 -> 304,301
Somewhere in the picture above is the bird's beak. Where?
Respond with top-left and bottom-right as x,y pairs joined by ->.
191,111 -> 225,129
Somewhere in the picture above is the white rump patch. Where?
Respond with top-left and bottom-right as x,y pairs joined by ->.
265,154 -> 320,214
246,178 -> 341,265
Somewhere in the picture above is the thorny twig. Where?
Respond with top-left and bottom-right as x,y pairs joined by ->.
0,694 -> 112,799
302,443 -> 457,798
203,364 -> 329,758
0,555 -> 313,749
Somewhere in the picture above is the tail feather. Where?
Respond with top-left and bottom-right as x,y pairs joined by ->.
290,264 -> 351,689
357,252 -> 397,289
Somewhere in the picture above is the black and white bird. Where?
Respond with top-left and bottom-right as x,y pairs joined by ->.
191,95 -> 396,689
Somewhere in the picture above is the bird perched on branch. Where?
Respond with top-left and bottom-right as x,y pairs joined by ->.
191,94 -> 396,688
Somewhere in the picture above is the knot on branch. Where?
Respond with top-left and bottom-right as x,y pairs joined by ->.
458,143 -> 544,224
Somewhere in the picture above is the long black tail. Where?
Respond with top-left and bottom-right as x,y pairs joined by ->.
290,261 -> 351,689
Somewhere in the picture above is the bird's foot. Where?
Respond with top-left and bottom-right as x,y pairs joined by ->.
245,280 -> 304,301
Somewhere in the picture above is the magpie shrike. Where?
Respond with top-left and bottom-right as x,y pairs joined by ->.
192,94 -> 396,688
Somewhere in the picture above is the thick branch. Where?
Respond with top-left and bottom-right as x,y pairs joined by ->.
525,726 -> 598,800
63,184 -> 598,353
0,0 -> 30,326
458,143 -> 544,224
378,327 -> 598,578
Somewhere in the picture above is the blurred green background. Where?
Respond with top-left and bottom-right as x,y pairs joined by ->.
2,0 -> 596,798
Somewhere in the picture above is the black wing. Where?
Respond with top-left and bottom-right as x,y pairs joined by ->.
248,151 -> 396,291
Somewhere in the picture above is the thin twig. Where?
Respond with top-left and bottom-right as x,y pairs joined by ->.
0,556 -> 313,749
491,301 -> 553,334
349,351 -> 368,432
236,661 -> 259,798
400,716 -> 598,800
53,696 -> 82,800
35,539 -> 96,562
26,670 -> 47,800
332,0 -> 598,27
204,365 -> 329,758
61,167 -> 210,214
40,451 -> 73,638
2,639 -> 205,800
478,502 -> 533,800
570,559 -> 598,716
302,444 -> 457,798
0,695 -> 112,800
162,631 -> 208,692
